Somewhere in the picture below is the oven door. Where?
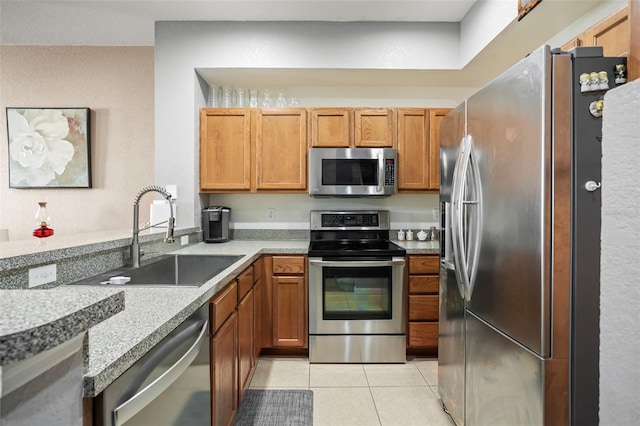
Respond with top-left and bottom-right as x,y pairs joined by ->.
308,257 -> 406,334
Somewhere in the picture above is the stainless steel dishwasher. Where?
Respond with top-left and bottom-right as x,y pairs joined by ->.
94,304 -> 210,426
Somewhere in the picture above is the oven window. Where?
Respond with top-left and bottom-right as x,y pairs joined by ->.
322,265 -> 392,320
321,159 -> 379,186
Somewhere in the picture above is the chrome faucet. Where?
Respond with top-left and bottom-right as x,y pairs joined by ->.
131,186 -> 175,267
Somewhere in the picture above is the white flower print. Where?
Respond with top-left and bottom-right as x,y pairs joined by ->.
8,109 -> 75,187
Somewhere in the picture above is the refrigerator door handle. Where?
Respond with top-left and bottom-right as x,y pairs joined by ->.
450,136 -> 468,300
452,135 -> 472,300
453,135 -> 483,302
465,138 -> 483,300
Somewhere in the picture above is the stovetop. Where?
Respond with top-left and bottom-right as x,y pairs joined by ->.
308,238 -> 406,257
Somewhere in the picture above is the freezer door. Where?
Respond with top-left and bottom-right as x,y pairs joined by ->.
466,45 -> 552,357
466,312 -> 544,426
438,264 -> 465,426
438,102 -> 467,426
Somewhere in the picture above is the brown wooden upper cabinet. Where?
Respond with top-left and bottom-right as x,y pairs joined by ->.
561,6 -> 629,58
397,108 -> 450,192
309,108 -> 395,148
309,108 -> 352,147
199,108 -> 307,193
200,108 -> 251,191
255,108 -> 307,191
354,108 -> 395,147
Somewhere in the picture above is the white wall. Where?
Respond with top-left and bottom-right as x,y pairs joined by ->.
599,80 -> 640,425
0,46 -> 156,241
209,193 -> 441,230
154,21 -> 476,231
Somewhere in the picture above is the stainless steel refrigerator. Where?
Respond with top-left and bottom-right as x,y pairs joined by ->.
438,45 -> 627,426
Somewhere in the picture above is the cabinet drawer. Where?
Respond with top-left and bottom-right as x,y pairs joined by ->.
237,267 -> 254,301
409,255 -> 439,274
210,282 -> 238,333
409,275 -> 439,294
408,295 -> 439,321
408,322 -> 439,348
272,256 -> 305,275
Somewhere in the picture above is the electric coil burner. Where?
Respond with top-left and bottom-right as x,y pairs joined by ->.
308,210 -> 407,363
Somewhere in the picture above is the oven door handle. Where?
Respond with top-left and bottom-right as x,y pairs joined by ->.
309,258 -> 406,268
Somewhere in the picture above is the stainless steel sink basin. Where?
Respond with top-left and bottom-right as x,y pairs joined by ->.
68,254 -> 244,287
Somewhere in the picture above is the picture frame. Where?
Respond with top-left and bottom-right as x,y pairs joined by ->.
518,0 -> 543,21
6,107 -> 92,188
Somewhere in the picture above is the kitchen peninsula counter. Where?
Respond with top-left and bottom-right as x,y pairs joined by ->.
81,240 -> 309,396
0,288 -> 125,366
1,236 -> 437,397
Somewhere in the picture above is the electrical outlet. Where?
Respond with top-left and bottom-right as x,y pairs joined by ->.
181,235 -> 189,246
28,264 -> 57,288
267,208 -> 275,221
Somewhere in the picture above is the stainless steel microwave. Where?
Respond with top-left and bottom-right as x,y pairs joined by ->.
309,147 -> 397,197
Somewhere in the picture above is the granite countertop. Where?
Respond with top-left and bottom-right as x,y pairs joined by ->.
395,240 -> 440,254
0,288 -> 125,366
1,236 -> 437,397
81,240 -> 309,397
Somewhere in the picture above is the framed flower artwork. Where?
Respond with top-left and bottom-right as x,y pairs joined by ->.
6,107 -> 92,188
518,0 -> 542,21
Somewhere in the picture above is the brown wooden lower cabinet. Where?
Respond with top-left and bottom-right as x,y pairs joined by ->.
262,255 -> 308,350
272,275 -> 307,348
211,311 -> 238,426
408,322 -> 439,348
407,254 -> 440,353
237,288 -> 254,404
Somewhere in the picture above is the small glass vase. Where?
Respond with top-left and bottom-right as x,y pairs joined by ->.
33,202 -> 54,238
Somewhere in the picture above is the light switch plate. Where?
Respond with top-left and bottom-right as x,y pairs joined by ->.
181,235 -> 189,245
28,264 -> 57,288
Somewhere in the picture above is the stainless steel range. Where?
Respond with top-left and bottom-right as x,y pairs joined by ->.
308,210 -> 407,363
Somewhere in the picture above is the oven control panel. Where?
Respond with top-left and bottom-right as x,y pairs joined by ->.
321,213 -> 379,228
311,210 -> 391,230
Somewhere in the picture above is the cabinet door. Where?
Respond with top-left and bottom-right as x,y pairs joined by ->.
272,275 -> 307,348
309,108 -> 352,147
428,109 -> 451,190
237,290 -> 254,402
397,108 -> 430,190
253,276 -> 263,360
255,109 -> 307,190
200,108 -> 252,191
211,311 -> 238,426
585,7 -> 629,57
354,108 -> 395,147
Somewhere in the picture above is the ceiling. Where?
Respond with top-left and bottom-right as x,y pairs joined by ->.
0,0 -> 478,46
0,1 -> 617,89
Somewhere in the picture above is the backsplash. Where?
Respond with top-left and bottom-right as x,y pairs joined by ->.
0,228 -> 202,289
207,193 -> 440,230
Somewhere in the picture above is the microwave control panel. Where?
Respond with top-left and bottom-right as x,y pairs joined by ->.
384,159 -> 395,186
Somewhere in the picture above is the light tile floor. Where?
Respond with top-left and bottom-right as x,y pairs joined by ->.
248,357 -> 456,426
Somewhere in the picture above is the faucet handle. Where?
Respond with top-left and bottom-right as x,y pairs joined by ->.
164,217 -> 175,243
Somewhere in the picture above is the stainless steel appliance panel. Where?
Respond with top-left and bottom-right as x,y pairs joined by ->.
465,312 -> 544,426
97,305 -> 210,426
308,257 -> 406,335
309,335 -> 406,363
309,147 -> 397,197
466,46 -> 552,357
438,101 -> 467,426
438,264 -> 465,426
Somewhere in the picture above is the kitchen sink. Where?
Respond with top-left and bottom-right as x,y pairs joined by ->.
67,254 -> 244,287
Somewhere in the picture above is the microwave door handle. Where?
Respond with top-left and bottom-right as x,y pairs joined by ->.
112,319 -> 208,426
309,258 -> 406,268
377,152 -> 384,193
